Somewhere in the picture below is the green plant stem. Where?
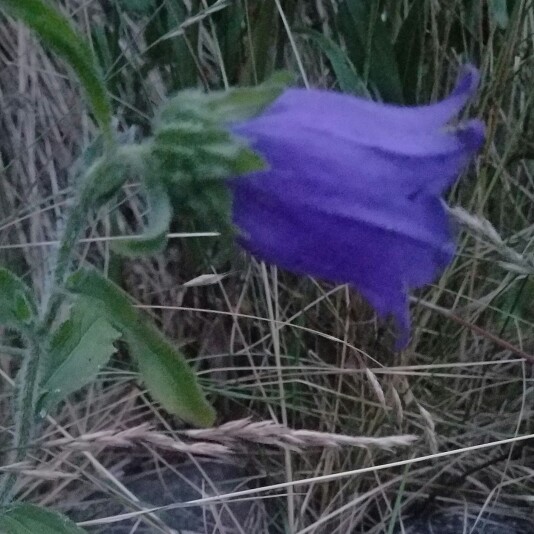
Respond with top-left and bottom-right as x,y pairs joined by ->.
0,200 -> 85,503
41,204 -> 89,328
41,143 -> 135,326
0,156 -> 113,504
0,338 -> 43,502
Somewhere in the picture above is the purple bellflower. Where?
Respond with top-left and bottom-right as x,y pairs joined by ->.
230,66 -> 485,348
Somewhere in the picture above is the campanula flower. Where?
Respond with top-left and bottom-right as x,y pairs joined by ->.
230,66 -> 484,348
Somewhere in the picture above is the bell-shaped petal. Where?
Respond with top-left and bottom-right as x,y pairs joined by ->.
229,66 -> 485,348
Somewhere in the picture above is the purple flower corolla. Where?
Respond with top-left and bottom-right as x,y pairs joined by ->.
230,66 -> 485,348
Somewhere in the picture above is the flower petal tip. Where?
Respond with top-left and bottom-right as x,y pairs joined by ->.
392,305 -> 412,351
456,118 -> 486,152
452,64 -> 481,99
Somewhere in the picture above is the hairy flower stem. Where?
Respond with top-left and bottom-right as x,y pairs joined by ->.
41,204 -> 89,328
0,200 -> 87,504
0,338 -> 43,502
0,150 -> 119,504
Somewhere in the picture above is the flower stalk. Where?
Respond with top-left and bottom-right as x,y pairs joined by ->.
0,145 -> 129,504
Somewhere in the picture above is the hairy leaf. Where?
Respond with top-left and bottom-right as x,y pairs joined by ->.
111,176 -> 172,257
79,143 -> 148,209
153,124 -> 265,184
158,71 -> 292,125
0,0 -> 112,140
0,268 -> 37,331
65,269 -> 216,427
37,302 -> 121,415
0,504 -> 86,534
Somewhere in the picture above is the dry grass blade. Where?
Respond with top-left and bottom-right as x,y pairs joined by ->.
40,419 -> 417,455
41,423 -> 230,457
184,418 -> 418,451
0,462 -> 74,480
449,206 -> 534,275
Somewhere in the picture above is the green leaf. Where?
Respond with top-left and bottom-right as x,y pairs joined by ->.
231,146 -> 266,175
214,0 -> 245,84
0,0 -> 112,141
0,268 -> 37,331
149,76 -> 287,223
297,28 -> 369,96
184,182 -> 234,232
337,0 -> 403,102
79,144 -> 148,209
111,176 -> 172,257
0,503 -> 86,534
394,0 -> 425,104
153,124 -> 266,182
79,155 -> 127,208
158,71 -> 292,125
65,269 -> 216,427
150,113 -> 265,233
37,302 -> 121,415
241,0 -> 278,84
130,337 -> 212,426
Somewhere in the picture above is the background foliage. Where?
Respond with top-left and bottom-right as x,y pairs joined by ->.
0,0 -> 533,532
